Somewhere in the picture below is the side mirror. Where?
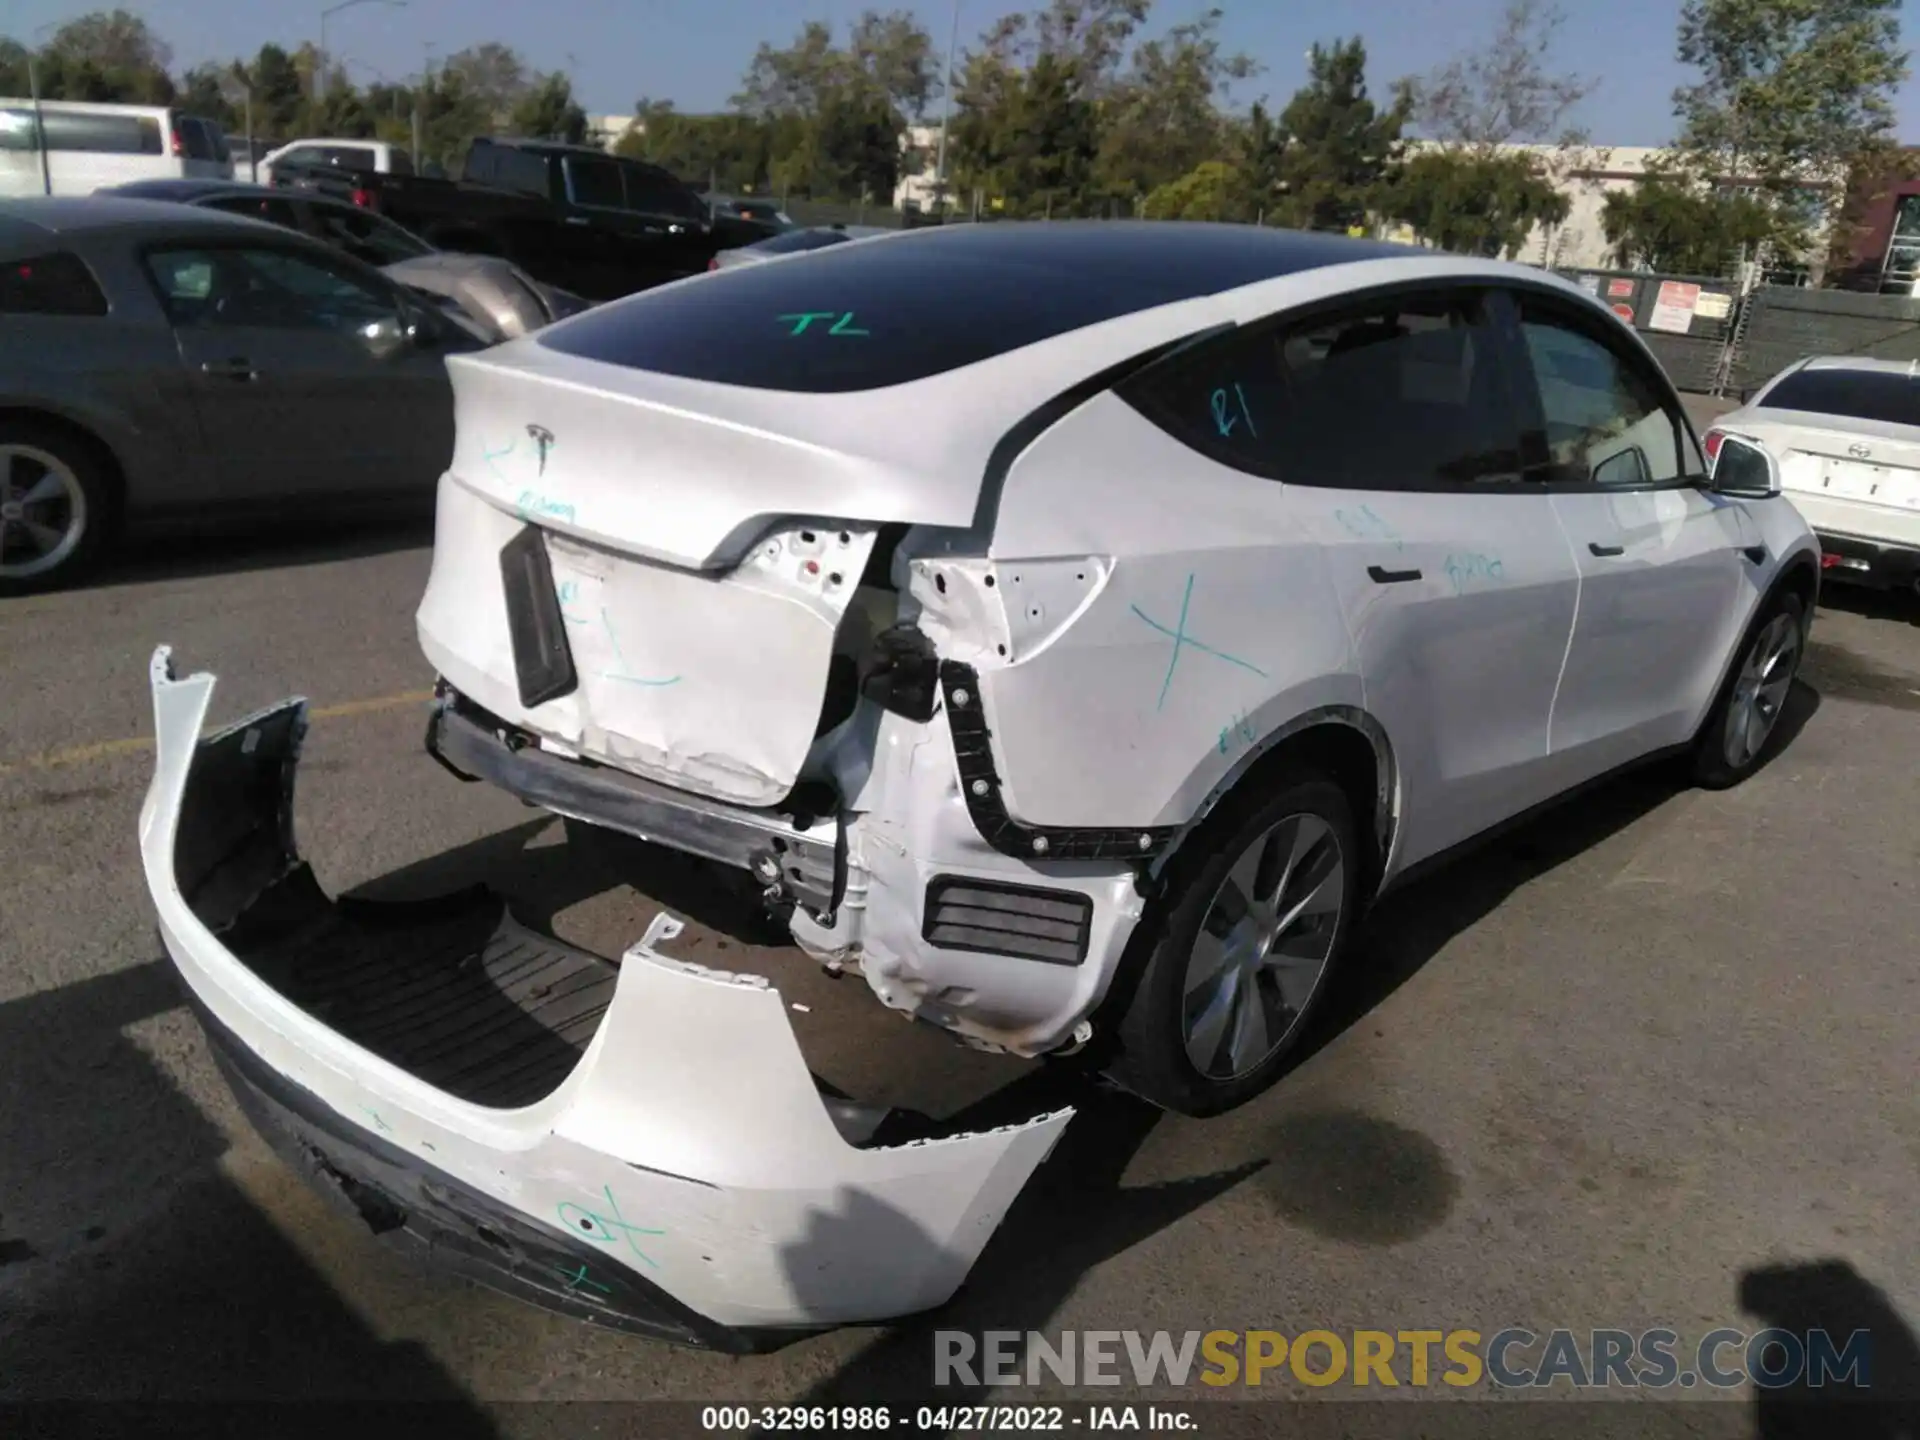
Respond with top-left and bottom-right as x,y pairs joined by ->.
1709,434 -> 1781,498
359,311 -> 421,361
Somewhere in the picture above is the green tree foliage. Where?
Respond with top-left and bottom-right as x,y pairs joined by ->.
0,9 -> 175,103
732,12 -> 936,199
510,72 -> 589,144
1404,0 -> 1596,148
619,103 -> 772,190
1093,8 -> 1258,205
1600,158 -> 1776,273
1671,0 -> 1908,263
951,49 -> 1102,215
246,44 -> 308,136
1380,148 -> 1570,257
1269,37 -> 1408,232
1141,158 -> 1242,219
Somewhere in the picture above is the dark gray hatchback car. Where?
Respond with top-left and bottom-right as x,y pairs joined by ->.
0,196 -> 485,593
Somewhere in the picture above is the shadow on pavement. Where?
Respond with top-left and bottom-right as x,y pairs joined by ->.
1815,584 -> 1919,628
86,510 -> 434,592
0,959 -> 494,1424
1742,1258 -> 1920,1438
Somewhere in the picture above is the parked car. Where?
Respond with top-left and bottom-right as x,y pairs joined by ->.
138,222 -> 1820,1348
1712,356 -> 1920,595
0,196 -> 484,592
701,191 -> 793,248
256,136 -> 412,189
271,136 -> 725,300
223,135 -> 280,183
707,223 -> 895,271
101,178 -> 591,341
0,101 -> 231,196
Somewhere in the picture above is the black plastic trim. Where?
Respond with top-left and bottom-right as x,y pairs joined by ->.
940,661 -> 1174,863
922,874 -> 1094,966
498,524 -> 578,710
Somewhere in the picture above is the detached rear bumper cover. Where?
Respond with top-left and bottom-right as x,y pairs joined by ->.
138,646 -> 1072,1347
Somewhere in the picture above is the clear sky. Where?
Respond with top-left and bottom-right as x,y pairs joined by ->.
8,0 -> 1919,147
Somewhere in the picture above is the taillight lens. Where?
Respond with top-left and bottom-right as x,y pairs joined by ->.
1702,429 -> 1725,462
707,257 -> 720,271
350,188 -> 373,208
169,128 -> 184,157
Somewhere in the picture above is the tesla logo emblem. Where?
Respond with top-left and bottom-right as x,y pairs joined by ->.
1848,442 -> 1872,459
526,424 -> 555,474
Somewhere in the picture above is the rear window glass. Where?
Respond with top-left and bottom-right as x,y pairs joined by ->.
179,117 -> 221,160
1760,369 -> 1920,427
624,165 -> 706,222
0,108 -> 163,154
0,251 -> 109,316
539,223 -> 1416,393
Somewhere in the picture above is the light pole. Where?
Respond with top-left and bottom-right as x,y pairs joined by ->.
26,20 -> 61,196
317,0 -> 407,104
932,0 -> 961,216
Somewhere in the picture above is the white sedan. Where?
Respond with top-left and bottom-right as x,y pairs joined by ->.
139,222 -> 1820,1344
1712,355 -> 1920,596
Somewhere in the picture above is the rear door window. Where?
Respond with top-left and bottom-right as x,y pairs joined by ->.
204,193 -> 305,233
146,245 -> 398,332
0,251 -> 109,316
623,165 -> 705,222
565,156 -> 626,209
1757,369 -> 1920,427
1121,288 -> 1526,490
308,202 -> 435,264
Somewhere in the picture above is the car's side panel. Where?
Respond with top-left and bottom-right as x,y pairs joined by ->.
0,233 -> 218,515
964,394 -> 1363,831
1285,485 -> 1579,874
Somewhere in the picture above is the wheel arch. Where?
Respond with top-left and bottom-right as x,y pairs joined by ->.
0,403 -> 129,522
1151,706 -> 1399,902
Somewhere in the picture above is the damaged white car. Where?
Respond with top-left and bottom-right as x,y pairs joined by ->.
142,222 -> 1821,1345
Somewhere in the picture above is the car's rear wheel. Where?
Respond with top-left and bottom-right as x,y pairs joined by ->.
0,423 -> 114,595
1691,589 -> 1806,790
1103,769 -> 1360,1117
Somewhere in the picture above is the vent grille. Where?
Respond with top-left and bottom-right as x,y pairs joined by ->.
921,876 -> 1093,967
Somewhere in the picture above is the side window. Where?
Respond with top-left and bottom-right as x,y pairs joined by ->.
146,246 -> 398,332
1123,289 -> 1523,490
1514,300 -> 1688,486
0,251 -> 110,316
566,156 -> 626,209
624,166 -> 705,222
275,145 -> 323,169
320,145 -> 377,169
178,118 -> 219,161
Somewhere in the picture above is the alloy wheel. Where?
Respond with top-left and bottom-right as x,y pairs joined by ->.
1724,612 -> 1800,770
0,444 -> 87,580
1181,812 -> 1346,1080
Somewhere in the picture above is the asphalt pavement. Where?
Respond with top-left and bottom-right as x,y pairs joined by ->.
1,462 -> 1917,1435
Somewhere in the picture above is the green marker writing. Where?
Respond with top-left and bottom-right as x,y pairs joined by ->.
778,311 -> 840,335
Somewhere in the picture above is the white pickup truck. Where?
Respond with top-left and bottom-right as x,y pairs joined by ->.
257,137 -> 414,189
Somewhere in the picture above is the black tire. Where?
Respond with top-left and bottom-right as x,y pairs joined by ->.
0,419 -> 117,596
1101,767 -> 1363,1118
1691,588 -> 1807,790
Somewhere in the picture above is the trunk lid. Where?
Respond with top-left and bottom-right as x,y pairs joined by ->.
1737,413 -> 1920,513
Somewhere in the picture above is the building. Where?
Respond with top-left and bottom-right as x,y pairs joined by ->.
587,114 -> 639,152
1830,154 -> 1920,292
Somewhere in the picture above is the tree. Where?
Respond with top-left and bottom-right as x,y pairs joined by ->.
246,44 -> 307,136
619,104 -> 773,190
1600,158 -> 1776,273
440,42 -> 529,123
1404,0 -> 1596,149
1141,159 -> 1243,220
1379,147 -> 1570,256
1671,0 -> 1908,263
1092,8 -> 1258,203
952,49 -> 1102,215
848,9 -> 938,119
176,63 -> 240,130
1269,37 -> 1407,233
510,71 -> 588,143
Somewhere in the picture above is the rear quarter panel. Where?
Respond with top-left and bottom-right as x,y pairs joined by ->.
0,233 -> 209,515
963,393 -> 1362,831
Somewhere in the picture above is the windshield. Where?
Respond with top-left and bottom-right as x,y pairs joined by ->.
1760,369 -> 1920,427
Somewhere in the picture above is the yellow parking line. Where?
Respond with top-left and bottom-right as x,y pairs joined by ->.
0,688 -> 436,778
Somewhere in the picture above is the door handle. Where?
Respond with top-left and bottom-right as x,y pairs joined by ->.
1741,545 -> 1768,565
1588,542 -> 1625,557
1367,564 -> 1423,584
200,357 -> 257,381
